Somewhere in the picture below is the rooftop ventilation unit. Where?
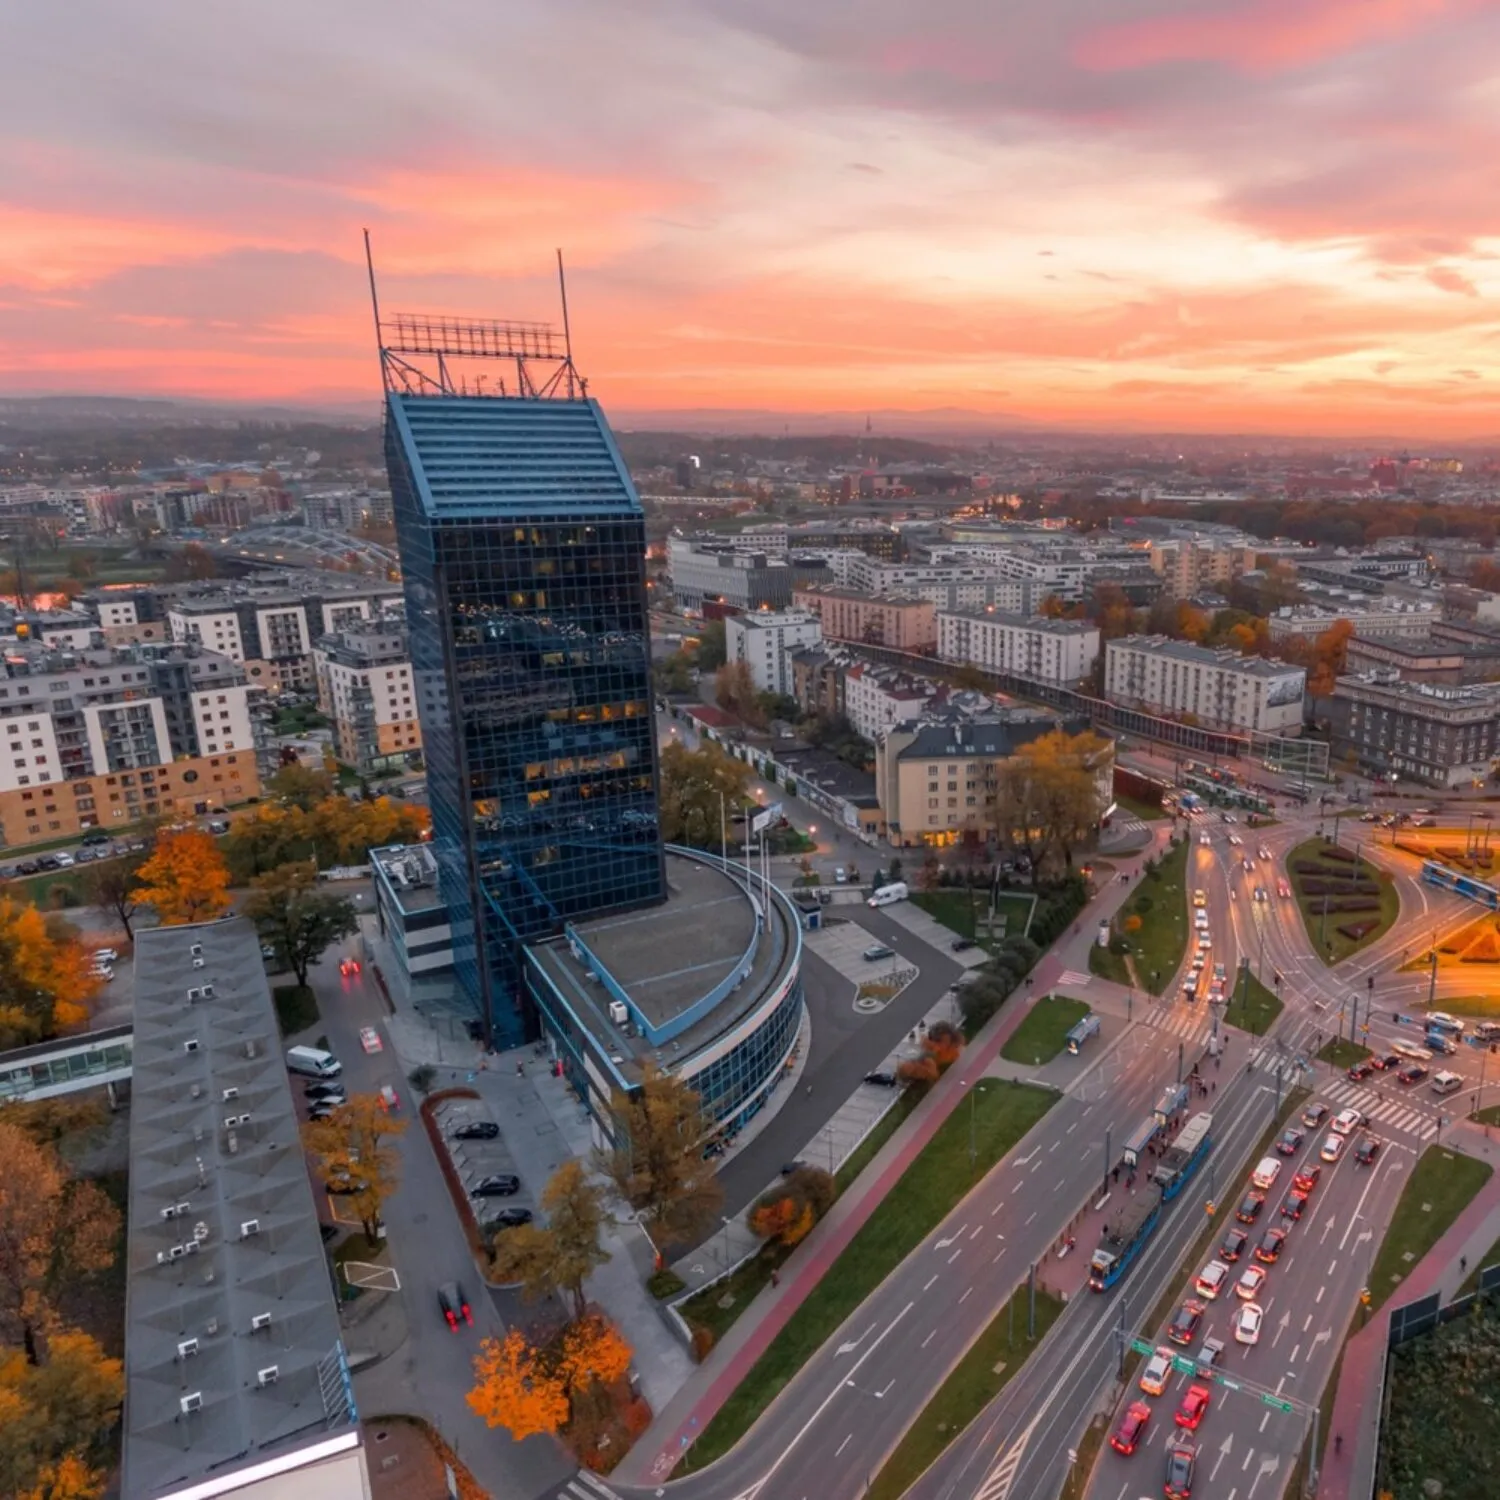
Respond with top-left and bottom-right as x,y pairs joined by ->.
190,943 -> 203,958
223,1113 -> 250,1131
244,1040 -> 257,1059
184,1038 -> 200,1053
222,1087 -> 239,1102
608,1001 -> 629,1026
177,1338 -> 199,1359
250,1312 -> 272,1332
189,1084 -> 203,1099
180,1393 -> 203,1415
257,1365 -> 279,1386
202,983 -> 215,999
192,957 -> 205,970
240,1219 -> 260,1238
160,1202 -> 191,1221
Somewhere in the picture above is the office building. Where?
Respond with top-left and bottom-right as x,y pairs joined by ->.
875,706 -> 1107,847
792,586 -> 937,653
370,841 -> 454,981
1105,636 -> 1306,735
382,309 -> 664,1047
1328,673 -> 1500,788
1266,599 -> 1436,644
725,609 -> 823,696
937,609 -> 1100,685
313,620 -> 422,773
121,919 -> 365,1500
666,539 -> 797,613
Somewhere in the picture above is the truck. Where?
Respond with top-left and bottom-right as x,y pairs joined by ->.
867,881 -> 909,908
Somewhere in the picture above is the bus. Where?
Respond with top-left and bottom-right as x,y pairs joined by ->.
1089,1187 -> 1163,1291
1152,1112 -> 1214,1203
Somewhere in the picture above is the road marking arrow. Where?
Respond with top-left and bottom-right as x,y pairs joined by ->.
835,1322 -> 875,1356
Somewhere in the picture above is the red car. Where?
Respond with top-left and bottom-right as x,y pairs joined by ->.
1175,1383 -> 1211,1431
1371,1053 -> 1402,1071
1292,1164 -> 1322,1195
1111,1400 -> 1151,1456
1347,1060 -> 1375,1082
438,1281 -> 473,1331
339,957 -> 362,977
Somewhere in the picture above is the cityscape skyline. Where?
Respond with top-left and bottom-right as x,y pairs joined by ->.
4,1 -> 1499,439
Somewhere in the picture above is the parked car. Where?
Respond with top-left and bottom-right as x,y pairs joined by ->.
863,1070 -> 899,1087
485,1206 -> 534,1230
473,1174 -> 522,1197
950,937 -> 976,952
862,944 -> 895,962
452,1120 -> 501,1141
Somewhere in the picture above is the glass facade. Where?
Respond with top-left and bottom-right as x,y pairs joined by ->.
388,395 -> 665,1044
685,975 -> 803,1133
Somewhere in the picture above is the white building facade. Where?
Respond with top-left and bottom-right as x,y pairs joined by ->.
937,610 -> 1101,684
725,610 -> 824,696
1105,636 -> 1306,734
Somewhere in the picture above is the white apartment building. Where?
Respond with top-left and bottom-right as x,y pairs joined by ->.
1266,599 -> 1437,644
254,603 -> 312,661
189,684 -> 257,758
313,623 -> 422,772
842,663 -> 935,743
96,598 -> 139,629
0,714 -> 64,792
941,543 -> 1144,602
1105,636 -> 1306,735
725,610 -> 823,696
1147,540 -> 1257,599
841,555 -> 1039,613
169,605 -> 244,661
937,610 -> 1101,685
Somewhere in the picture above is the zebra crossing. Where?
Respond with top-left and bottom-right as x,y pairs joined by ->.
1317,1076 -> 1440,1142
556,1473 -> 620,1500
1056,969 -> 1093,989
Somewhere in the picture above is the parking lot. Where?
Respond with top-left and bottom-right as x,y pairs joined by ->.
429,1093 -> 539,1236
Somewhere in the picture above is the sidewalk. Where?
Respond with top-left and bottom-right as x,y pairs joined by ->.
1318,1120 -> 1500,1499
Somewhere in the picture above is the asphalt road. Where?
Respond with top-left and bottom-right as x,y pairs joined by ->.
302,942 -> 571,1500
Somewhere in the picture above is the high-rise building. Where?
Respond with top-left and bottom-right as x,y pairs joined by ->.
379,304 -> 665,1045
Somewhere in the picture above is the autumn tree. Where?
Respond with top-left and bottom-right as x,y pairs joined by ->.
306,794 -> 425,866
0,1124 -> 119,1364
1087,581 -> 1139,640
597,1065 -> 723,1249
78,849 -> 145,939
467,1330 -> 570,1441
242,862 -> 358,986
490,1161 -> 612,1321
1012,728 -> 1111,870
714,660 -> 759,722
557,1313 -> 632,1393
925,1019 -> 965,1070
223,803 -> 308,882
135,830 -> 232,925
0,902 -> 100,1048
657,740 -> 752,850
267,762 -> 335,812
748,1166 -> 836,1248
693,619 -> 727,672
302,1094 -> 407,1245
0,1329 -> 122,1499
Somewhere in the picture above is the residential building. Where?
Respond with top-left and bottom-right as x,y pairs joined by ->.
1296,550 -> 1429,588
122,919 -> 366,1500
789,646 -> 844,722
667,539 -> 796,612
875,706 -> 1108,847
792,586 -> 937,652
1327,672 -> 1500,788
725,610 -> 823,697
842,661 -> 936,743
384,325 -> 665,1047
840,555 -> 1039,613
1105,636 -> 1306,735
937,609 -> 1100,684
1344,636 -> 1471,686
1266,599 -> 1437,644
313,621 -> 422,772
1146,538 -> 1258,599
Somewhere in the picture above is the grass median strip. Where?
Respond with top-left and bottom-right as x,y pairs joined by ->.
1000,994 -> 1090,1065
681,1079 -> 1058,1472
1225,968 -> 1284,1037
867,1284 -> 1065,1500
1316,1038 -> 1371,1069
1367,1144 -> 1493,1312
1288,835 -> 1399,965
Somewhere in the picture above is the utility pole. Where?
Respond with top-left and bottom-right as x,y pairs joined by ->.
1028,1261 -> 1036,1339
1103,1127 -> 1112,1197
1177,1039 -> 1184,1084
1429,949 -> 1439,1010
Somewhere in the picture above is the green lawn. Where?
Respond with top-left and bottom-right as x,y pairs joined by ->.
867,1285 -> 1065,1500
682,1080 -> 1058,1471
1088,941 -> 1131,984
1225,969 -> 1284,1037
836,1091 -> 920,1193
1115,793 -> 1168,822
1367,1145 -> 1493,1312
1424,995 -> 1500,1019
912,888 -> 1032,946
1000,995 -> 1091,1065
1093,838 -> 1189,994
1287,837 -> 1400,965
1317,1038 -> 1372,1068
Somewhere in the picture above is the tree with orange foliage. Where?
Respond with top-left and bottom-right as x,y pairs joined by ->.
0,1123 -> 120,1366
466,1330 -> 569,1441
925,1019 -> 965,1070
0,902 -> 100,1048
135,830 -> 232,925
558,1314 -> 633,1392
748,1167 -> 835,1248
302,1094 -> 407,1246
897,1055 -> 939,1088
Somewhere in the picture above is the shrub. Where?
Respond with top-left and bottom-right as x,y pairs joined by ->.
1123,914 -> 1143,933
926,1020 -> 964,1069
1132,894 -> 1153,914
407,1064 -> 437,1095
691,1324 -> 715,1362
1000,935 -> 1040,971
47,882 -> 80,910
648,1269 -> 686,1300
897,1056 -> 940,1089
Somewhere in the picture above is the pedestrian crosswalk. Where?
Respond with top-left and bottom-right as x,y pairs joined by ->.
557,1474 -> 620,1500
1317,1076 -> 1440,1142
1057,969 -> 1093,988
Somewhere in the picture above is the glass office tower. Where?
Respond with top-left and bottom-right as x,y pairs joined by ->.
386,380 -> 665,1046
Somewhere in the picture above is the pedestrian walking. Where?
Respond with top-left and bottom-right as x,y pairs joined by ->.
771,1271 -> 780,1288
1113,1165 -> 1120,1183
1461,1256 -> 1468,1274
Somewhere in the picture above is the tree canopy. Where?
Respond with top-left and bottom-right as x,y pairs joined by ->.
301,1094 -> 407,1244
242,862 -> 358,986
135,830 -> 232,925
657,741 -> 753,850
490,1161 -> 612,1321
0,903 -> 100,1049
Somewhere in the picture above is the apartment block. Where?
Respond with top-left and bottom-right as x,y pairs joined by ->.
1146,539 -> 1257,599
789,647 -> 844,722
1266,599 -> 1436,644
313,621 -> 423,773
792,587 -> 937,652
937,610 -> 1100,685
874,706 -> 1107,847
1328,673 -> 1500,788
725,610 -> 823,696
840,555 -> 1039,614
842,662 -> 935,743
1105,636 -> 1306,735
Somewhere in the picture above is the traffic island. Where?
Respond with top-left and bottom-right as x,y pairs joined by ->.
1287,837 -> 1399,964
1224,968 -> 1284,1037
1000,995 -> 1091,1066
1089,839 -> 1189,994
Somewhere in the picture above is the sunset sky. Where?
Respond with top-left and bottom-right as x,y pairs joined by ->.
3,0 -> 1498,436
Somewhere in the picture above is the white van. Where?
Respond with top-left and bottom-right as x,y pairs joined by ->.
1251,1156 -> 1282,1191
1431,1071 -> 1463,1097
286,1045 -> 341,1079
867,881 -> 909,908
